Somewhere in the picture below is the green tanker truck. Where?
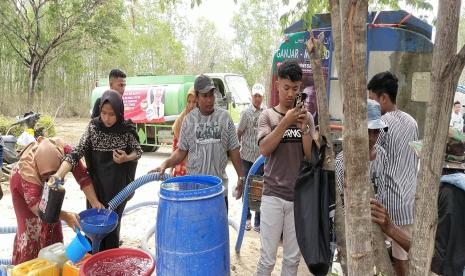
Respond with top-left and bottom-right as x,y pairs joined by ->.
90,73 -> 251,152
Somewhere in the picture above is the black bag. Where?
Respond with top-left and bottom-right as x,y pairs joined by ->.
294,136 -> 336,276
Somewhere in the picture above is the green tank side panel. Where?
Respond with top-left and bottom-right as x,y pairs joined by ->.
92,76 -> 196,115
179,82 -> 194,112
97,75 -> 196,87
159,82 -> 193,116
90,87 -> 107,110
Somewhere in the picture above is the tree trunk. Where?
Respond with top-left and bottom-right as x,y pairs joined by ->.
306,35 -> 334,169
408,0 -> 465,274
327,2 -> 349,274
369,189 -> 394,275
338,1 -> 374,274
28,62 -> 36,110
334,190 -> 348,274
329,0 -> 342,81
307,29 -> 362,276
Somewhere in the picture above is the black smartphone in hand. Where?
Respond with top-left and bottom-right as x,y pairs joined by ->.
294,92 -> 307,108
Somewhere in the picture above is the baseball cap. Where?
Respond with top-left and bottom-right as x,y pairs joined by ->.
367,99 -> 388,131
409,127 -> 465,169
252,83 -> 265,96
194,75 -> 216,94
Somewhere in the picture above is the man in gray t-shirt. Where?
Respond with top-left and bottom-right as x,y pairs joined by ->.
255,61 -> 315,276
237,82 -> 264,232
151,74 -> 245,211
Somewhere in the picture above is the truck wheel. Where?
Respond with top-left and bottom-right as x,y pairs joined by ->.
141,145 -> 159,152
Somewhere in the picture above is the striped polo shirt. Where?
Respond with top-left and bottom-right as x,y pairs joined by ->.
335,145 -> 388,204
178,107 -> 240,194
237,104 -> 263,163
378,110 -> 419,225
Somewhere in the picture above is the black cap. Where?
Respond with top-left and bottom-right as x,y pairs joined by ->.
194,75 -> 216,93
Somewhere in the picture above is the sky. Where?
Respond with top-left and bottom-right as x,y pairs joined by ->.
187,0 -> 440,39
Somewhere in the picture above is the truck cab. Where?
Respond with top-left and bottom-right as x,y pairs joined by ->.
207,73 -> 251,123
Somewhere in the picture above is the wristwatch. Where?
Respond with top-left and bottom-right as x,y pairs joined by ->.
302,124 -> 311,135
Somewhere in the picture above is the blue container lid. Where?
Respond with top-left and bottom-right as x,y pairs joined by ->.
160,175 -> 223,201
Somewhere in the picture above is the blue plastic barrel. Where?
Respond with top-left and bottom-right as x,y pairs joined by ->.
156,175 -> 230,276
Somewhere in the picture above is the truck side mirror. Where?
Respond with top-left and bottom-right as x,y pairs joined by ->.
223,95 -> 236,108
223,96 -> 234,106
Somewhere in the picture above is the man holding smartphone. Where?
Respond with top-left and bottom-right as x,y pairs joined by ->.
255,60 -> 315,275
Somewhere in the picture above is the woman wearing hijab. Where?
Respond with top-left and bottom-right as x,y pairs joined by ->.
171,87 -> 196,176
54,90 -> 142,251
10,137 -> 102,265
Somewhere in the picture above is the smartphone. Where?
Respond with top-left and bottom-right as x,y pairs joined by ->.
294,92 -> 307,108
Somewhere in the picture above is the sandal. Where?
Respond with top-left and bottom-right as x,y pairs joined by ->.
245,220 -> 252,231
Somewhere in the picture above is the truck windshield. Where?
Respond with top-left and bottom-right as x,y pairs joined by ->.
225,75 -> 251,104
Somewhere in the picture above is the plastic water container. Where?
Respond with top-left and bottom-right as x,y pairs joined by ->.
0,266 -> 7,276
38,242 -> 67,269
156,175 -> 230,275
11,258 -> 59,276
62,254 -> 91,276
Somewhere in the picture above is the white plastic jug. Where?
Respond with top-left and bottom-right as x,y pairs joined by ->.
38,242 -> 67,269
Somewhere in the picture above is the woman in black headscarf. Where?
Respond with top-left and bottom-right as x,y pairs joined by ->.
54,90 -> 142,251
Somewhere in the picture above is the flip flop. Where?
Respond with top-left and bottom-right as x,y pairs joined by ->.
245,220 -> 252,231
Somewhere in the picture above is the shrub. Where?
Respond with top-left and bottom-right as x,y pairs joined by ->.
37,115 -> 56,137
0,115 -> 56,137
0,117 -> 22,136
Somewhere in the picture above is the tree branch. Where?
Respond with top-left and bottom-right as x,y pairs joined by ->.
450,44 -> 465,79
437,38 -> 465,95
7,0 -> 30,28
0,19 -> 30,46
29,0 -> 41,58
3,35 -> 30,66
39,0 -> 105,62
37,0 -> 51,10
18,0 -> 30,25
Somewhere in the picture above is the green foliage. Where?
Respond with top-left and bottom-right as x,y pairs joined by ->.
37,115 -> 56,137
280,0 -> 329,31
0,115 -> 56,137
280,0 -> 433,31
0,0 -> 281,117
230,0 -> 281,86
92,0 -> 186,76
0,0 -> 125,107
0,117 -> 22,136
187,18 -> 232,74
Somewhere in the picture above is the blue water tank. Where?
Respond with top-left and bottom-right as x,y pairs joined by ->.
156,175 -> 230,275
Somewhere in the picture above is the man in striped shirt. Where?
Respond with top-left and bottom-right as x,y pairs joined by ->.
335,99 -> 388,203
368,71 -> 419,276
237,83 -> 264,232
151,74 -> 245,211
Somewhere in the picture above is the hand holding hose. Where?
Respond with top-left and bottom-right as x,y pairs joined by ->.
90,200 -> 105,210
149,162 -> 167,176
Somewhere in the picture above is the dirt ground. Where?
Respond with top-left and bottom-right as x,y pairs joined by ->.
0,118 -> 342,275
